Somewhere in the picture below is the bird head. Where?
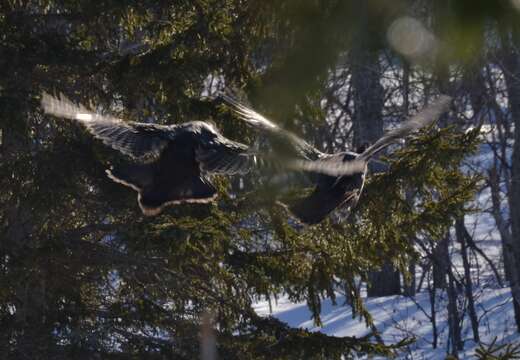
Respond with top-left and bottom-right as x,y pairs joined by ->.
355,142 -> 370,154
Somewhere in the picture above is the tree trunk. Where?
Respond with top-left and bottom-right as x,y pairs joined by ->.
489,166 -> 515,283
367,263 -> 401,297
455,218 -> 480,343
447,265 -> 463,355
350,3 -> 384,150
350,2 -> 400,297
427,277 -> 438,349
402,261 -> 416,297
402,66 -> 416,298
500,21 -> 520,332
430,0 -> 453,292
432,236 -> 448,289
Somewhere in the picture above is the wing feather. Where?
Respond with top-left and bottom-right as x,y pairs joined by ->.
41,93 -> 171,161
285,95 -> 451,177
196,137 -> 253,175
221,94 -> 323,160
358,95 -> 452,161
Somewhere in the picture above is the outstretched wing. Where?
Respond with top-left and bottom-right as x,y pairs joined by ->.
358,95 -> 452,161
221,94 -> 323,160
286,156 -> 366,177
196,133 -> 254,175
41,93 -> 171,161
196,129 -> 352,177
287,95 -> 451,177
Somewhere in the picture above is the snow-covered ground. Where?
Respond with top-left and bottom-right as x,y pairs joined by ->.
254,287 -> 515,359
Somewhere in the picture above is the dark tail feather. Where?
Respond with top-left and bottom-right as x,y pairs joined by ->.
106,163 -> 155,191
138,176 -> 217,216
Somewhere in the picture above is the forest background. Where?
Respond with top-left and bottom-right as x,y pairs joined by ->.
1,0 -> 520,359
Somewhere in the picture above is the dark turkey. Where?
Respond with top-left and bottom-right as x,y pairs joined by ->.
222,94 -> 452,225
42,93 -> 255,216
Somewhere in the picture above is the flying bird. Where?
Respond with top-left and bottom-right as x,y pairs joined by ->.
41,93 -> 258,216
222,94 -> 452,225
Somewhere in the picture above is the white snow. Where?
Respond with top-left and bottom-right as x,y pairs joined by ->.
254,288 -> 516,359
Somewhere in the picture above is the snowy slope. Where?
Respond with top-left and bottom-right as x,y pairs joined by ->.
254,288 -> 515,359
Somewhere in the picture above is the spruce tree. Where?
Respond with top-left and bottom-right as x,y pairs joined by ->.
0,1 -> 487,358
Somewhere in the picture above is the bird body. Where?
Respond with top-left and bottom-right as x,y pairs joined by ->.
222,94 -> 452,225
42,93 -> 253,216
287,151 -> 367,224
107,129 -> 220,216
